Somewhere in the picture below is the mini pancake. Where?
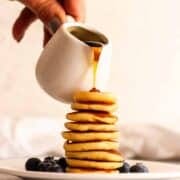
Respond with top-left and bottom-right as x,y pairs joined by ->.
71,102 -> 117,113
73,91 -> 116,104
66,112 -> 117,124
62,131 -> 119,142
65,151 -> 123,162
65,122 -> 116,132
66,167 -> 118,173
66,159 -> 123,170
64,141 -> 119,152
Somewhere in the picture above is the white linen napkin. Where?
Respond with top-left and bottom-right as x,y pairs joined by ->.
0,117 -> 180,160
119,122 -> 180,160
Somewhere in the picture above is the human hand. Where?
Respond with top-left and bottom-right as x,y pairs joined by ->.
12,0 -> 85,46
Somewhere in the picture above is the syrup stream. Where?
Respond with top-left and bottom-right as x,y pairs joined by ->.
85,41 -> 103,92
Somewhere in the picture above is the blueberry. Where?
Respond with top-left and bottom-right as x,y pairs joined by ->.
55,160 -> 59,164
25,158 -> 41,171
57,157 -> 67,171
47,164 -> 63,172
130,163 -> 149,173
118,162 -> 130,173
38,162 -> 52,172
44,156 -> 54,162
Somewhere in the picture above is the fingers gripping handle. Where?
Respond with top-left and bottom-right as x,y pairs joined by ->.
47,16 -> 75,34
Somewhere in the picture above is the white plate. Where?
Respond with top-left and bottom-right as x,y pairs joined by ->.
0,158 -> 179,180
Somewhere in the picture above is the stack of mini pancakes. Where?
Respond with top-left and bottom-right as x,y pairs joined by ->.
62,90 -> 123,173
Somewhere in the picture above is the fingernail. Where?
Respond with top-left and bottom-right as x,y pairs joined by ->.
16,34 -> 23,42
47,17 -> 61,34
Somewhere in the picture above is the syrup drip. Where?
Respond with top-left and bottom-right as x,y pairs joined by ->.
85,41 -> 103,92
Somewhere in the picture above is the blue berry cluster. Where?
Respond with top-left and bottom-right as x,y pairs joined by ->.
25,156 -> 67,173
25,156 -> 149,174
118,162 -> 149,173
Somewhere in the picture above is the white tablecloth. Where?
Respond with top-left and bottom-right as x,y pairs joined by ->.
1,117 -> 180,160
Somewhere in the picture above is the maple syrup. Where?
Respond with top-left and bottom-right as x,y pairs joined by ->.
85,41 -> 103,92
68,26 -> 108,92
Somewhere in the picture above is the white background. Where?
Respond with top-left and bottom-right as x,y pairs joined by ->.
0,0 -> 180,124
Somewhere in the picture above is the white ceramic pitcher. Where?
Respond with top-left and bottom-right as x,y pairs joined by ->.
36,22 -> 112,103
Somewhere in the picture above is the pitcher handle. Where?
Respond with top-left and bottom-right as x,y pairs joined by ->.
48,15 -> 75,34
